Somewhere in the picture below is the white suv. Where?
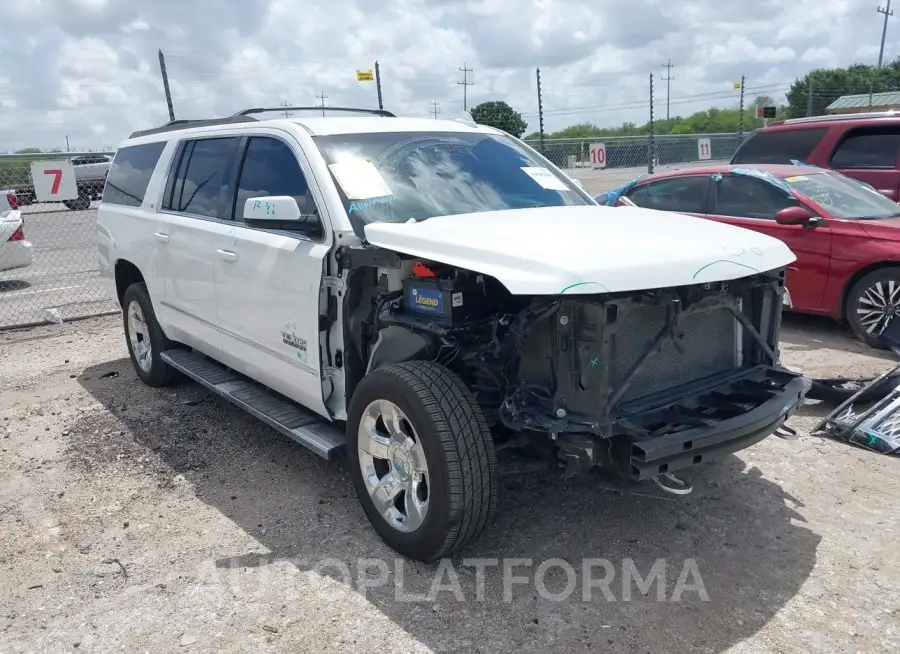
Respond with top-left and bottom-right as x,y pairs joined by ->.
98,107 -> 809,562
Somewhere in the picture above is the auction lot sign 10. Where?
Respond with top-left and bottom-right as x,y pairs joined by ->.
30,160 -> 78,202
589,143 -> 607,169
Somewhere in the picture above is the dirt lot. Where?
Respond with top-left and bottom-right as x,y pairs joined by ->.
1,314 -> 898,653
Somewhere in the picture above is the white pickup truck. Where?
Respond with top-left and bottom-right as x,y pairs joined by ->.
97,107 -> 809,561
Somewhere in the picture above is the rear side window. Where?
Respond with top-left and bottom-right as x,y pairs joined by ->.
830,126 -> 900,169
626,176 -> 709,213
103,142 -> 166,207
163,137 -> 240,218
730,128 -> 827,164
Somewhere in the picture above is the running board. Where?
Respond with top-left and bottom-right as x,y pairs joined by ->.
160,349 -> 346,460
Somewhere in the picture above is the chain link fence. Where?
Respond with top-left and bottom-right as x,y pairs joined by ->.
0,152 -> 117,329
524,132 -> 741,197
0,132 -> 743,329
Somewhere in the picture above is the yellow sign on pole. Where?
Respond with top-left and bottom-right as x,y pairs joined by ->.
733,81 -> 743,89
356,69 -> 374,82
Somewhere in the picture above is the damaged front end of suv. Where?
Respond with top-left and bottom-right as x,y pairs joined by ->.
340,242 -> 809,495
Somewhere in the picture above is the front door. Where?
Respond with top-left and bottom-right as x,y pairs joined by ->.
212,133 -> 331,418
708,174 -> 833,311
155,135 -> 242,353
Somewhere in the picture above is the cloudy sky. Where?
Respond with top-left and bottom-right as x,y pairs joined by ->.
0,0 -> 892,152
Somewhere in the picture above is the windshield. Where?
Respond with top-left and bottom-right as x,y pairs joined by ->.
784,171 -> 900,220
313,131 -> 592,234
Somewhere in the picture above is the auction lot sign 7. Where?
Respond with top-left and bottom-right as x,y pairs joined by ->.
30,160 -> 78,202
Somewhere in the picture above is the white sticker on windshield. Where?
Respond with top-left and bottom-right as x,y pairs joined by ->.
328,159 -> 393,200
521,166 -> 570,191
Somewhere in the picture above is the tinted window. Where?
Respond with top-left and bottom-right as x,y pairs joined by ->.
165,137 -> 239,218
830,126 -> 900,169
730,128 -> 828,164
312,131 -> 590,237
103,142 -> 166,207
627,177 -> 709,213
712,175 -> 798,219
234,137 -> 319,232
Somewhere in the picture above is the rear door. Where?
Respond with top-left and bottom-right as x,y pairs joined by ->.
828,125 -> 900,201
623,175 -> 712,217
155,135 -> 242,353
707,174 -> 833,311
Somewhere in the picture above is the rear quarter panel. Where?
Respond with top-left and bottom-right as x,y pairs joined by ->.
96,142 -> 177,311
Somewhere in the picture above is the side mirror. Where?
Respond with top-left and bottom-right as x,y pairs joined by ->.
775,206 -> 814,225
243,196 -> 302,222
570,178 -> 585,191
878,189 -> 898,201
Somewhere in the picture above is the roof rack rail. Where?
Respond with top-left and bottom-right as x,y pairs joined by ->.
779,110 -> 900,125
128,115 -> 259,139
233,106 -> 396,118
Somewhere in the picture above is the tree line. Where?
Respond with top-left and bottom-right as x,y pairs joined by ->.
470,58 -> 900,140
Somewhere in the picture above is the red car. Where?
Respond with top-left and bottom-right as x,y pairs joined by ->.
605,163 -> 900,348
730,112 -> 900,201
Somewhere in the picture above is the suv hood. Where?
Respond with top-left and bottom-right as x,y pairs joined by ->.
363,205 -> 796,295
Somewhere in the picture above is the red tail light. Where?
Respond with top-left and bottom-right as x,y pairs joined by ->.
7,225 -> 24,242
5,193 -> 17,210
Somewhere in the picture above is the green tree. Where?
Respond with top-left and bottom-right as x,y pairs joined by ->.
786,59 -> 900,118
470,101 -> 528,138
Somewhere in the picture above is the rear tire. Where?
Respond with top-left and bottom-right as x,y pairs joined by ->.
347,361 -> 498,562
63,190 -> 91,211
845,267 -> 900,349
122,282 -> 178,387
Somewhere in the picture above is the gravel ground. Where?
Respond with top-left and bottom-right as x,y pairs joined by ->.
1,313 -> 898,653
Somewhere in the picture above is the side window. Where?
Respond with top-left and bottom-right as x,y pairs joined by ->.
233,137 -> 321,235
629,176 -> 709,213
103,142 -> 166,207
163,137 -> 239,218
830,126 -> 900,169
712,175 -> 798,219
731,128 -> 828,164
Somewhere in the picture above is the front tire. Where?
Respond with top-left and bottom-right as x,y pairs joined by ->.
122,282 -> 178,386
846,267 -> 900,349
347,361 -> 498,562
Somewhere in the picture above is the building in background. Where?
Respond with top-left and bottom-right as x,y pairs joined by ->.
826,91 -> 900,114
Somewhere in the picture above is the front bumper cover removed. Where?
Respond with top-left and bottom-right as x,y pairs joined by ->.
625,367 -> 810,481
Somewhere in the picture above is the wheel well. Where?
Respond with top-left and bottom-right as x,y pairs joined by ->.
115,260 -> 144,305
839,261 -> 900,320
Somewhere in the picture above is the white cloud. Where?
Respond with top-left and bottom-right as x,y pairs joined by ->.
0,0 -> 892,151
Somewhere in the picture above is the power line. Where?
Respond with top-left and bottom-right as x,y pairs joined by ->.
430,100 -> 440,119
458,63 -> 474,111
315,90 -> 328,117
662,59 -> 675,122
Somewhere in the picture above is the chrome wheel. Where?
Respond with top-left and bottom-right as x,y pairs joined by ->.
856,279 -> 900,335
127,300 -> 152,372
357,399 -> 430,533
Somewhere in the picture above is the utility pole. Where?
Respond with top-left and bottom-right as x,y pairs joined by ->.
870,1 -> 894,106
662,59 -> 674,123
430,100 -> 440,119
458,63 -> 474,111
158,49 -> 175,122
536,68 -> 545,153
877,0 -> 894,68
65,135 -> 70,152
280,100 -> 292,118
316,91 -> 328,117
375,61 -> 384,111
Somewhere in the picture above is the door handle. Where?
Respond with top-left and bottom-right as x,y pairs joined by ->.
153,232 -> 170,243
216,249 -> 239,262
